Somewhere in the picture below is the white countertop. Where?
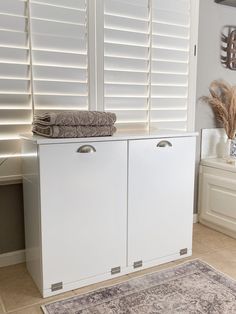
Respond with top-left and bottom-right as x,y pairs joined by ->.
21,129 -> 198,145
201,158 -> 236,173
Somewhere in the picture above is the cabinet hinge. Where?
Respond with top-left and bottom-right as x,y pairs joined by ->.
180,248 -> 188,256
51,282 -> 63,292
111,266 -> 121,275
133,260 -> 143,269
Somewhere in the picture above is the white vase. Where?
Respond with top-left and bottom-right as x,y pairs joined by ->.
224,138 -> 232,158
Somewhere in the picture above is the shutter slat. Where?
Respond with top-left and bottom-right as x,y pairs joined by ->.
35,95 -> 88,109
34,66 -> 87,81
0,15 -> 27,32
153,9 -> 190,26
34,81 -> 87,95
105,15 -> 148,33
31,20 -> 86,38
152,23 -> 189,38
152,73 -> 188,85
32,51 -> 87,67
105,29 -> 149,46
105,97 -> 148,110
152,61 -> 188,74
31,3 -> 86,24
109,110 -> 148,123
0,30 -> 28,49
105,43 -> 148,59
0,79 -> 30,93
0,64 -> 29,78
105,0 -> 149,20
105,84 -> 148,97
31,0 -> 86,10
0,47 -> 29,64
0,139 -> 22,155
152,0 -> 190,13
151,121 -> 187,130
105,71 -> 148,84
151,98 -> 187,110
32,34 -> 86,53
151,86 -> 188,97
152,35 -> 189,50
0,1 -> 26,16
105,57 -> 148,72
0,109 -> 31,124
150,109 -> 187,121
152,48 -> 189,62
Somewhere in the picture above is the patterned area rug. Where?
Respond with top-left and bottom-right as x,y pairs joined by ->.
42,260 -> 236,313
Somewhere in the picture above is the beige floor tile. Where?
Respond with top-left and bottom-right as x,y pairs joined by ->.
0,300 -> 5,314
200,248 -> 236,280
73,275 -> 130,296
0,263 -> 73,312
8,304 -> 43,314
193,223 -> 236,252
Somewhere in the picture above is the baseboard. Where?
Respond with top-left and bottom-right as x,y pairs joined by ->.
0,250 -> 25,268
193,214 -> 198,224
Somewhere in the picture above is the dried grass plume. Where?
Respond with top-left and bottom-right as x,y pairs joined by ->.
203,80 -> 236,139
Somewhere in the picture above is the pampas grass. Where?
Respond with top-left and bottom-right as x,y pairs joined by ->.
203,80 -> 236,139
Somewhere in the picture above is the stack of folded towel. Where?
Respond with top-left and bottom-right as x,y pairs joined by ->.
32,111 -> 117,138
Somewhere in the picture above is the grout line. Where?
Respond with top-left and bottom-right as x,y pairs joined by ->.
0,296 -> 7,313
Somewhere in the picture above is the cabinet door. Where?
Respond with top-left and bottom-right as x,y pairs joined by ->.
200,170 -> 236,232
128,137 -> 196,266
39,141 -> 127,290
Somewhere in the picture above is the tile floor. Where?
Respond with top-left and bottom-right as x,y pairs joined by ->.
1,223 -> 236,313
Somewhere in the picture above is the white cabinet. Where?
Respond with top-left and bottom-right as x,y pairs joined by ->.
128,137 -> 196,267
39,141 -> 127,291
199,159 -> 236,239
22,131 -> 196,297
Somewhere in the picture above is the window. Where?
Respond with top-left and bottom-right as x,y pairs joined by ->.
0,0 -> 31,180
0,0 -> 198,180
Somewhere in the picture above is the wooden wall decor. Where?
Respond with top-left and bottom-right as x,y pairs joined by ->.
221,27 -> 236,70
215,0 -> 236,7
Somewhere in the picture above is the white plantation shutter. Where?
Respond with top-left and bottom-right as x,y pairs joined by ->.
0,0 -> 198,180
103,0 -> 197,131
0,0 -> 31,179
150,0 -> 192,130
29,0 -> 88,111
104,0 -> 150,129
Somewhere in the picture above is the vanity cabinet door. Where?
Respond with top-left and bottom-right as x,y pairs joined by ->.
39,141 -> 127,290
128,137 -> 196,267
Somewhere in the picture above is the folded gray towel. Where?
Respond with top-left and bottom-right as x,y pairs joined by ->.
33,111 -> 116,126
32,124 -> 116,138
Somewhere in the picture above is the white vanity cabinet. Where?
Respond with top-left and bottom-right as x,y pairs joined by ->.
199,159 -> 236,239
128,137 -> 196,268
22,130 -> 196,297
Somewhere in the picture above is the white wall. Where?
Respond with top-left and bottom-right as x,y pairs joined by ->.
195,0 -> 236,212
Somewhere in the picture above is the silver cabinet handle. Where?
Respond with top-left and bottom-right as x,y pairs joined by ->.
156,140 -> 172,148
77,145 -> 96,153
